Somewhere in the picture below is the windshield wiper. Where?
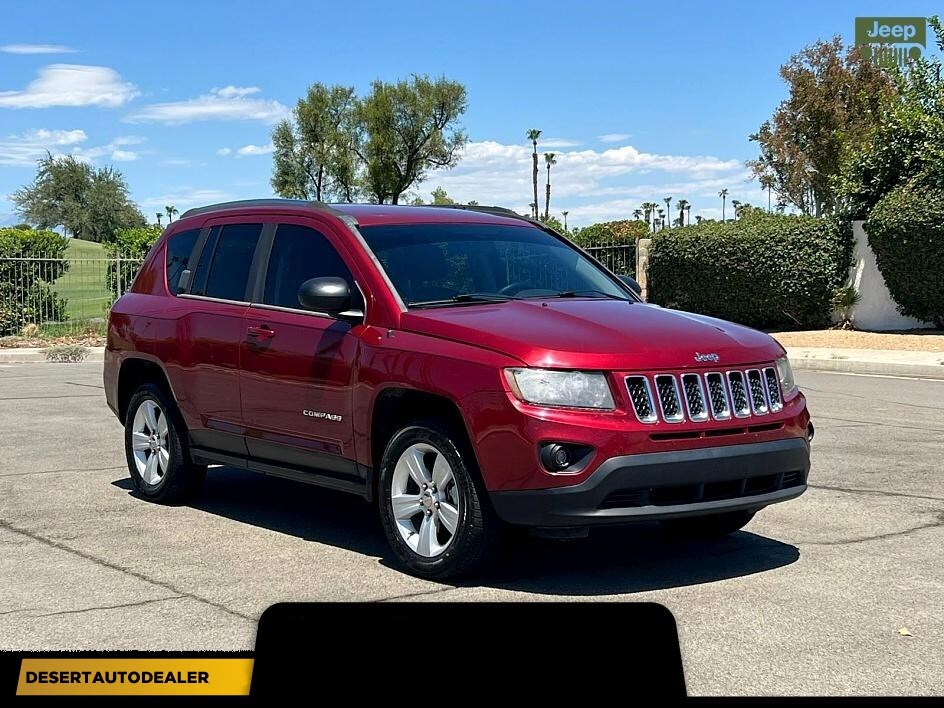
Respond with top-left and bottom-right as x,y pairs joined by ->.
408,293 -> 519,309
550,289 -> 629,301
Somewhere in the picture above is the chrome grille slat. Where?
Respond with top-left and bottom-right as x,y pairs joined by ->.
727,371 -> 751,418
704,372 -> 732,420
680,373 -> 709,422
654,375 -> 684,423
764,367 -> 782,412
625,376 -> 657,423
746,369 -> 769,415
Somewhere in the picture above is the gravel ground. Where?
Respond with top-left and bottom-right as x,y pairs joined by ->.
772,329 -> 944,352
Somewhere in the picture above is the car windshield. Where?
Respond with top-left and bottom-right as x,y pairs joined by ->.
358,223 -> 631,308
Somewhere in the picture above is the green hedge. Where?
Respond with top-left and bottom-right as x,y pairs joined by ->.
105,226 -> 162,295
647,214 -> 853,330
0,228 -> 70,335
865,181 -> 944,327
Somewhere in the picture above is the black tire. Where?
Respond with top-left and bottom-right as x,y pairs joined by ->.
660,510 -> 756,537
377,420 -> 503,579
124,383 -> 206,504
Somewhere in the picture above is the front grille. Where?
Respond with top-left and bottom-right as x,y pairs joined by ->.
624,364 -> 787,425
654,375 -> 684,423
600,470 -> 805,510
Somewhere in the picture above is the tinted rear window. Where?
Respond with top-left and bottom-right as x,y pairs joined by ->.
165,229 -> 199,295
200,224 -> 262,301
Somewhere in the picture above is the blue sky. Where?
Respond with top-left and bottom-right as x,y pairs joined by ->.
1,0 -> 940,227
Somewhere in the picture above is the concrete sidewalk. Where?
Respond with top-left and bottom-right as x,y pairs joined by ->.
1,345 -> 943,380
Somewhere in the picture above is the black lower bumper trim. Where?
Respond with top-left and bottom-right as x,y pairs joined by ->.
490,437 -> 810,527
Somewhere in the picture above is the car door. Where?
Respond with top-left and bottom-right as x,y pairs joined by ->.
174,220 -> 264,456
239,217 -> 365,481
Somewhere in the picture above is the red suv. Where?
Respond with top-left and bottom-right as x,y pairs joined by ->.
104,200 -> 812,578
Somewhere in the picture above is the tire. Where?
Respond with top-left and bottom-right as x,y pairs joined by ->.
377,420 -> 503,579
659,510 -> 756,538
124,383 -> 206,504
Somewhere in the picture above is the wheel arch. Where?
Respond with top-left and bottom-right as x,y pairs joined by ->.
116,357 -> 175,423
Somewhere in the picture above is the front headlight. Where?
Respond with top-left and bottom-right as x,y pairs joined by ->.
504,368 -> 615,410
776,356 -> 797,396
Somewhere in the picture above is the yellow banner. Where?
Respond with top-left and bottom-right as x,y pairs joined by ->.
16,658 -> 254,696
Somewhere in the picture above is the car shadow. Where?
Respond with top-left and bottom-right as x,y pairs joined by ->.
112,467 -> 800,595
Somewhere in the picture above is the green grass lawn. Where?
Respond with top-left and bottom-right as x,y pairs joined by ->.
52,239 -> 114,322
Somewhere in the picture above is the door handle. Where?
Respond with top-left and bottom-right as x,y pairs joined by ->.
247,324 -> 276,340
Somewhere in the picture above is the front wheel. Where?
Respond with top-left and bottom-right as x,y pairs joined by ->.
659,510 -> 756,537
378,421 -> 502,579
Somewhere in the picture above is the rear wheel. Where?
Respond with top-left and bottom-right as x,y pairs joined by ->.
660,510 -> 756,537
124,383 -> 205,504
378,421 -> 502,579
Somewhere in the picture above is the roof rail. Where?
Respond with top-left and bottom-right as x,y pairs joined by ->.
179,198 -> 344,220
413,203 -> 541,224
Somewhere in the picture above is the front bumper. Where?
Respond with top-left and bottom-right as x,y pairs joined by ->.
489,437 -> 810,527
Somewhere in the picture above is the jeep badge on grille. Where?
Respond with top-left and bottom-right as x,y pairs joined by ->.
694,352 -> 720,363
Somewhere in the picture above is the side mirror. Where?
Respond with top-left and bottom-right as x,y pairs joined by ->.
618,274 -> 642,296
298,277 -> 351,313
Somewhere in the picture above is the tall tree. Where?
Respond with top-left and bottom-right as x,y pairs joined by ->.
562,210 -> 569,231
685,202 -> 692,225
165,205 -> 178,223
527,129 -> 542,218
656,208 -> 665,229
271,83 -> 360,202
718,188 -> 728,220
748,36 -> 897,215
632,208 -> 642,221
759,174 -> 775,212
543,152 -> 557,220
731,199 -> 741,220
677,199 -> 689,226
358,75 -> 467,204
663,197 -> 672,227
12,154 -> 145,242
155,213 -> 163,227
430,186 -> 455,205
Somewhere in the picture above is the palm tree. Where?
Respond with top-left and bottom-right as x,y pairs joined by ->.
759,174 -> 774,212
165,205 -> 178,223
527,129 -> 542,219
685,202 -> 692,226
155,213 -> 163,227
731,199 -> 742,220
642,202 -> 656,231
633,209 -> 642,221
719,188 -> 729,220
656,208 -> 665,230
695,215 -> 703,224
677,199 -> 689,226
543,152 -> 557,221
562,210 -> 569,231
663,197 -> 672,227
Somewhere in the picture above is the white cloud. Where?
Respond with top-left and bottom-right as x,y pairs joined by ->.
126,86 -> 288,124
598,133 -> 631,143
72,135 -> 146,163
0,44 -> 78,55
0,64 -> 138,108
216,147 -> 232,156
139,189 -> 234,209
540,138 -> 582,148
0,128 -> 87,166
236,143 -> 274,157
109,149 -> 137,162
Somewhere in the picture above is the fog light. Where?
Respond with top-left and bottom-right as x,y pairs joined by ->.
541,443 -> 571,472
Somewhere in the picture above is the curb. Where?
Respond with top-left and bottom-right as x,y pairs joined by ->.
0,347 -> 105,364
790,356 -> 944,380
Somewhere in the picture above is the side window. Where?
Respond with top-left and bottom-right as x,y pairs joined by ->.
195,224 -> 262,301
262,223 -> 363,311
165,229 -> 199,295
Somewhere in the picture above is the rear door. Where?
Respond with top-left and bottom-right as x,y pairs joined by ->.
174,220 -> 264,455
239,217 -> 365,481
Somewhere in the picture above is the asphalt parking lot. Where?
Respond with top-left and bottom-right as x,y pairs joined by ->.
1,363 -> 942,695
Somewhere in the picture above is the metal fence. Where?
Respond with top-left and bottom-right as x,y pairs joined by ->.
0,254 -> 142,337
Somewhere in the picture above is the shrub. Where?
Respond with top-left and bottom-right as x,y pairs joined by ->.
105,225 -> 162,295
0,228 -> 70,335
44,344 -> 90,363
570,219 -> 647,276
865,181 -> 944,327
647,213 -> 853,329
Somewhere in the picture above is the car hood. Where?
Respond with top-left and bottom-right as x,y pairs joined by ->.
399,299 -> 785,370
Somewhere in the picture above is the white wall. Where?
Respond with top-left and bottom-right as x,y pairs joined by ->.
848,220 -> 933,331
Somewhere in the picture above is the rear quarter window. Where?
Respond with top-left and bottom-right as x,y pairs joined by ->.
165,229 -> 199,295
